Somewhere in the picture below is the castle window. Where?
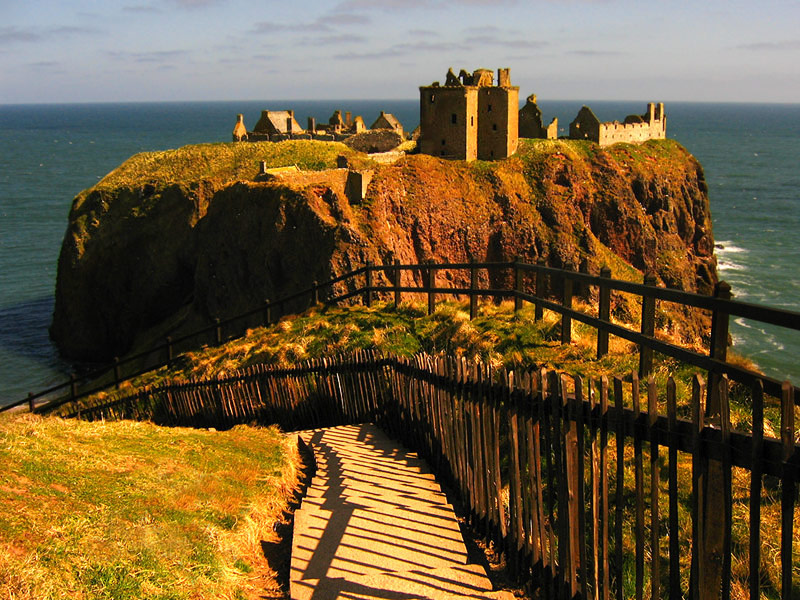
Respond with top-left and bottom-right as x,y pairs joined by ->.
451,113 -> 457,124
487,104 -> 492,112
441,139 -> 445,146
431,94 -> 435,103
471,116 -> 474,126
492,123 -> 497,131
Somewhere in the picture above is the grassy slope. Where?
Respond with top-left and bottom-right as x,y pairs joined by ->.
0,414 -> 300,600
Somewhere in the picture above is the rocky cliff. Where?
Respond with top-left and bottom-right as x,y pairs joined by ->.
51,138 -> 716,362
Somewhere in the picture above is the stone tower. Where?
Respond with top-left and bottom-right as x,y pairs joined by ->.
418,67 -> 519,161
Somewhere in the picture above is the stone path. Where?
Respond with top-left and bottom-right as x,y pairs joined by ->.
291,424 -> 514,600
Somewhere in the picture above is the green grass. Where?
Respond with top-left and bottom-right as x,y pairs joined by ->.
0,414 -> 300,599
91,140 -> 363,192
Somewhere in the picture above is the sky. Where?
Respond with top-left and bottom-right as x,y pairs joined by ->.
1,0 -> 798,104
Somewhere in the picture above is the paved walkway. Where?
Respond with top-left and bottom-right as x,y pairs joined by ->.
291,424 -> 514,600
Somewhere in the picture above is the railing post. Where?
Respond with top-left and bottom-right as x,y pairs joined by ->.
166,336 -> 174,367
27,393 -> 34,413
561,274 -> 573,344
699,280 -> 732,599
597,265 -> 611,359
263,300 -> 271,327
535,259 -> 546,322
427,260 -> 435,315
113,357 -> 121,389
707,280 -> 732,413
214,318 -> 222,345
364,262 -> 372,307
70,373 -> 77,401
514,255 -> 523,313
469,258 -> 478,320
393,259 -> 401,306
311,281 -> 320,306
639,272 -> 657,378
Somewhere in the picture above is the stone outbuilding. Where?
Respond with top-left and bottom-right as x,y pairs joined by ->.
418,67 -> 519,161
253,110 -> 304,136
370,111 -> 404,137
518,95 -> 557,140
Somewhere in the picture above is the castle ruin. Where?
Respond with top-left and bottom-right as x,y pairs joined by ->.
569,103 -> 666,146
519,94 -> 557,140
418,68 -> 519,161
232,108 -> 405,144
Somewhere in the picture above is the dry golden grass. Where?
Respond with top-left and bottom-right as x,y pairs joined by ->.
0,413 -> 301,600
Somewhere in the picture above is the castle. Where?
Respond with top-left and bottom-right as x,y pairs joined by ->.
233,67 -> 666,161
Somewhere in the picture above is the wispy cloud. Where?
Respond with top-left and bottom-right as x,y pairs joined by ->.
109,50 -> 188,63
168,0 -> 220,7
567,49 -> 624,56
28,61 -> 61,68
737,40 -> 800,51
123,4 -> 161,13
0,27 -> 41,45
251,10 -> 371,35
0,25 -> 101,45
408,29 -> 437,37
306,34 -> 368,46
335,40 -> 468,60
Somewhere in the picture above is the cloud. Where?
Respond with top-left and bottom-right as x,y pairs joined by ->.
28,61 -> 60,68
109,50 -> 188,63
168,0 -> 220,7
123,4 -> 161,13
306,34 -> 368,46
251,11 -> 372,35
408,29 -> 437,37
737,40 -> 800,51
0,25 -> 102,45
335,40 -> 468,59
0,27 -> 42,45
567,49 -> 624,56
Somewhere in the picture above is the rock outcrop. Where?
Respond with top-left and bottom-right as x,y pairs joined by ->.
51,138 -> 716,362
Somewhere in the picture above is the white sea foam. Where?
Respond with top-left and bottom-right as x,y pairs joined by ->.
715,241 -> 748,254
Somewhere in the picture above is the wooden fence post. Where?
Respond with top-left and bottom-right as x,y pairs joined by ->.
780,382 -> 795,600
214,318 -> 222,345
470,259 -> 478,320
561,275 -> 573,344
114,357 -> 121,389
263,299 -> 271,327
166,336 -> 174,367
393,259 -> 401,306
707,281 -> 732,411
311,281 -> 320,307
639,272 -> 657,378
70,373 -> 77,401
27,393 -> 35,413
597,265 -> 611,359
427,260 -> 435,315
514,255 -> 523,313
364,262 -> 372,307
535,259 -> 546,322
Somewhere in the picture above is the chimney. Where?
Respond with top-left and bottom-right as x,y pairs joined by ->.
497,68 -> 511,87
345,111 -> 352,126
307,116 -> 316,133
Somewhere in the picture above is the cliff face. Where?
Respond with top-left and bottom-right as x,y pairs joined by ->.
51,139 -> 716,362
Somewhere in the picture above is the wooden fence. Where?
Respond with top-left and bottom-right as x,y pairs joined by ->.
50,351 -> 799,600
8,258 -> 800,415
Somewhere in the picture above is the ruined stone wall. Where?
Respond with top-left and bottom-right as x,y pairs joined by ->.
419,86 -> 478,160
477,85 -> 519,160
597,119 -> 665,145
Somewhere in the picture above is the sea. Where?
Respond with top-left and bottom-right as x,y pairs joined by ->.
1,100 -> 799,406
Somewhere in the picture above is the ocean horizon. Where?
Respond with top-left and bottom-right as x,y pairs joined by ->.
1,99 -> 799,406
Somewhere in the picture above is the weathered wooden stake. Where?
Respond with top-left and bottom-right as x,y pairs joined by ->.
514,255 -> 523,312
214,318 -> 222,345
263,300 -> 271,327
364,262 -> 372,307
639,272 -> 657,377
114,357 -> 121,389
597,265 -> 611,359
469,259 -> 478,320
560,276 -> 573,344
707,280 -> 732,411
427,260 -> 435,315
393,259 -> 401,306
535,259 -> 546,322
166,336 -> 174,367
